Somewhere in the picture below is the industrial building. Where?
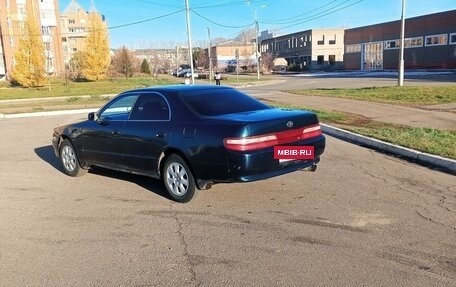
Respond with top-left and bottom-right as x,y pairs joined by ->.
344,10 -> 456,70
259,29 -> 345,70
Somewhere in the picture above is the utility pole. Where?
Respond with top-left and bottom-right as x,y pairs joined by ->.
176,46 -> 179,75
207,27 -> 212,84
246,2 -> 265,80
185,0 -> 195,84
398,0 -> 406,86
255,10 -> 260,80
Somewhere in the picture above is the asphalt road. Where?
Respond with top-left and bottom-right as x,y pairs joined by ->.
1,113 -> 455,287
260,71 -> 456,89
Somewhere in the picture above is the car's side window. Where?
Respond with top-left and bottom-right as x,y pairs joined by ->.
130,93 -> 170,121
99,94 -> 139,121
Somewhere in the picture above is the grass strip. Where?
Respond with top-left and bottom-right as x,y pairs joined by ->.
277,104 -> 456,159
286,86 -> 456,105
0,74 -> 272,100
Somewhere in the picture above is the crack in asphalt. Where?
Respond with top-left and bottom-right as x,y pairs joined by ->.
170,204 -> 200,287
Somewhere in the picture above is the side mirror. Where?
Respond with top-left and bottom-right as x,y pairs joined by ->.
88,112 -> 95,121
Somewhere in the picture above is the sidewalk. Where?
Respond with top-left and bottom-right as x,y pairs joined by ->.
246,90 -> 456,131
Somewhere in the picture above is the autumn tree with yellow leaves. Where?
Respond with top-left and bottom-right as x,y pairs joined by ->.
82,12 -> 110,81
10,16 -> 46,87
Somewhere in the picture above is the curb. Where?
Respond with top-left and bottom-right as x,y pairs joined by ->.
321,123 -> 456,175
0,108 -> 96,119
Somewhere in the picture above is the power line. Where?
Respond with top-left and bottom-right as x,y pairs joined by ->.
276,0 -> 364,30
1,9 -> 185,37
260,0 -> 340,25
108,9 -> 185,29
192,0 -> 261,9
191,9 -> 254,29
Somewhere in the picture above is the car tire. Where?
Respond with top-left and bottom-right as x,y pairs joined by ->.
162,154 -> 197,203
59,139 -> 87,177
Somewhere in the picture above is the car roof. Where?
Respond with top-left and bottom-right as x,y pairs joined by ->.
127,85 -> 232,94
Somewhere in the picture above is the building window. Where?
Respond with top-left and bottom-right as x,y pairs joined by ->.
72,48 -> 77,52
42,26 -> 50,36
329,35 -> 336,45
425,34 -> 447,46
450,33 -> 456,45
384,40 -> 400,49
69,19 -> 75,24
346,44 -> 361,53
404,37 -> 423,48
317,55 -> 324,65
317,35 -> 324,45
329,55 -> 335,65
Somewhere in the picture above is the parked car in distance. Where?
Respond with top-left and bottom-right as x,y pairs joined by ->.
52,85 -> 325,202
175,69 -> 188,77
185,70 -> 199,78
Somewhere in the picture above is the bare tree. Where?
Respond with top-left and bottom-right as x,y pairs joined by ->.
261,52 -> 276,71
68,51 -> 87,80
197,49 -> 208,69
234,28 -> 257,44
240,48 -> 253,71
111,46 -> 138,79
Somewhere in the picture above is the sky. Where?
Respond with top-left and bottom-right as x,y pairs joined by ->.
59,0 -> 456,49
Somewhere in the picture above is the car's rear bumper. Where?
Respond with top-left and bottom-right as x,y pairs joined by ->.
197,135 -> 325,185
234,157 -> 320,182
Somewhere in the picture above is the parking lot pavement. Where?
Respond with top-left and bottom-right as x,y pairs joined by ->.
1,114 -> 455,286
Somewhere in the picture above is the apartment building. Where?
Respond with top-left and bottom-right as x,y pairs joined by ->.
0,0 -> 64,76
259,28 -> 345,70
344,10 -> 456,70
60,0 -> 107,66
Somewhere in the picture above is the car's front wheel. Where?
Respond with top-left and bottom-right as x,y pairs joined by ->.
59,139 -> 87,177
162,154 -> 196,203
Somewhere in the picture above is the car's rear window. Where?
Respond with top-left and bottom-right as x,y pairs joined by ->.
181,88 -> 271,116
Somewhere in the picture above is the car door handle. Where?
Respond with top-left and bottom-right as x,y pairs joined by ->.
112,131 -> 120,135
156,132 -> 165,138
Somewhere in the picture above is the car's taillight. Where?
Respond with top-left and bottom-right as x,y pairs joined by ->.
301,125 -> 322,139
224,124 -> 322,151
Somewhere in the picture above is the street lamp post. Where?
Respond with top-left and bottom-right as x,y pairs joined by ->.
207,27 -> 212,84
246,2 -> 265,80
185,0 -> 195,84
255,16 -> 260,80
398,0 -> 406,86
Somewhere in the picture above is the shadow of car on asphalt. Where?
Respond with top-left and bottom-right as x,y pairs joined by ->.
34,145 -> 170,201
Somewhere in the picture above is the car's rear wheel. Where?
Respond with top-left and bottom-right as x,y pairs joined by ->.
163,154 -> 196,203
60,139 -> 87,177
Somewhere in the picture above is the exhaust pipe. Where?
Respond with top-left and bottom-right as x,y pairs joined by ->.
303,164 -> 317,172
